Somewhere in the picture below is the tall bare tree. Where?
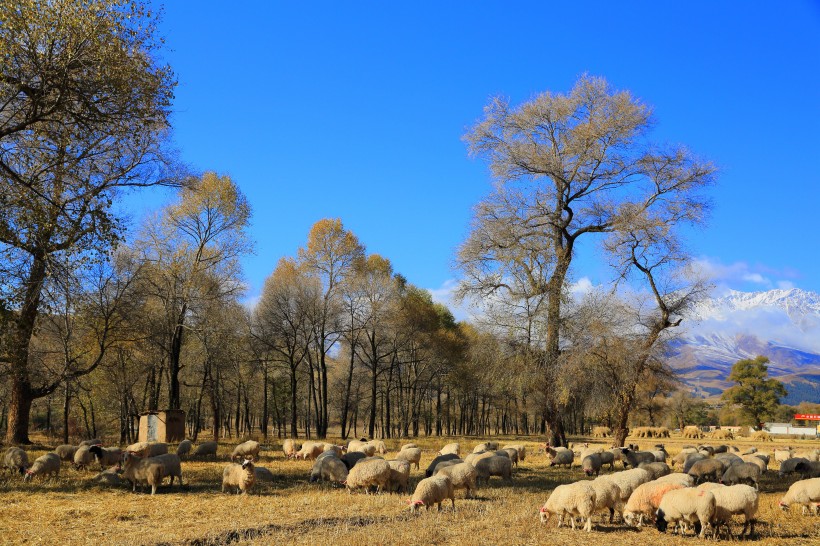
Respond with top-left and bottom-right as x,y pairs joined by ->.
459,75 -> 715,445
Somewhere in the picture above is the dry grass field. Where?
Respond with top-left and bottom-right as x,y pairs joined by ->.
1,434 -> 819,545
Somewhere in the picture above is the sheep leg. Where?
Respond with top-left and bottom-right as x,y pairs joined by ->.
451,498 -> 456,512
608,507 -> 614,524
584,516 -> 592,532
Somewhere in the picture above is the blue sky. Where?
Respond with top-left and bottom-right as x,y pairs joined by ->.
134,1 -> 820,309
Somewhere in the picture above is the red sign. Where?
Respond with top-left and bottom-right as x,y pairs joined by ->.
794,414 -> 820,420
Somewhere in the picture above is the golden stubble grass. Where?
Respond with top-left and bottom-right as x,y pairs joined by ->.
1,435 -> 819,545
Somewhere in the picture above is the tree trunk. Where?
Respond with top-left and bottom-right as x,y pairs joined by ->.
7,379 -> 34,444
169,306 -> 187,410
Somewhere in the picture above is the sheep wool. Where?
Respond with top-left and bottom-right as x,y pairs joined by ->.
582,453 -> 603,477
590,476 -> 622,524
539,482 -> 597,532
473,442 -> 498,453
598,468 -> 652,502
438,442 -> 460,456
654,473 -> 694,488
89,445 -> 123,469
721,462 -> 762,489
345,457 -> 391,494
176,440 -> 193,459
125,442 -> 168,458
774,448 -> 794,463
623,481 -> 685,527
426,453 -> 461,477
282,439 -> 301,459
435,462 -> 477,499
464,451 -> 496,467
192,441 -> 218,457
231,440 -> 261,461
656,488 -> 716,538
223,459 -> 256,494
310,455 -> 348,484
296,441 -> 326,460
545,446 -> 573,468
779,477 -> 820,515
637,461 -> 670,481
119,452 -> 182,495
73,445 -> 96,470
24,453 -> 60,481
687,458 -> 726,484
401,443 -> 418,451
54,445 -> 78,462
409,475 -> 455,513
711,484 -> 759,539
475,455 -> 512,484
3,447 -> 29,475
500,448 -> 519,467
395,447 -> 422,470
386,459 -> 411,494
502,444 -> 526,462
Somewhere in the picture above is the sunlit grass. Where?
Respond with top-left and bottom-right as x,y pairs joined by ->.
1,434 -> 818,545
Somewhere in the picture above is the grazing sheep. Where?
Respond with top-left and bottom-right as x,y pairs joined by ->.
54,445 -> 78,462
774,448 -> 794,463
282,439 -> 301,459
222,458 -> 256,494
649,449 -> 667,463
655,488 -> 716,538
623,480 -> 686,527
688,458 -> 726,485
125,441 -> 168,458
794,448 -> 820,462
119,452 -> 182,495
79,438 -> 103,446
464,450 -> 496,466
655,473 -> 695,487
545,446 -> 573,468
502,444 -> 526,462
473,441 -> 498,453
539,482 -> 597,532
176,440 -> 192,459
709,429 -> 734,440
3,447 -> 29,475
88,445 -> 123,469
598,468 -> 653,504
230,440 -> 261,461
638,461 -> 670,480
715,453 -> 743,468
609,447 -> 628,469
750,430 -> 772,442
621,448 -> 656,469
474,455 -> 512,485
345,457 -> 391,494
401,443 -> 418,451
395,447 -> 422,470
73,445 -> 96,470
368,440 -> 387,455
779,457 -> 811,478
426,453 -> 461,477
23,453 -> 61,482
342,451 -> 367,469
435,462 -> 477,499
682,425 -> 704,439
721,462 -> 762,489
740,454 -> 767,474
295,441 -> 326,460
438,442 -> 460,456
191,441 -> 218,458
254,466 -> 275,482
500,448 -> 519,467
682,453 -> 708,474
582,453 -> 603,477
779,477 -> 820,515
592,426 -> 611,438
310,453 -> 349,484
711,484 -> 759,539
347,441 -> 377,457
671,447 -> 698,469
386,459 -> 411,494
590,476 -> 622,524
598,449 -> 615,470
742,447 -> 758,455
409,475 -> 455,513
795,460 -> 820,479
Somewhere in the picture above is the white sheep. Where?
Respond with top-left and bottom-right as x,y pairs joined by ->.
435,462 -> 477,499
346,440 -> 377,458
282,439 -> 301,459
473,441 -> 498,453
545,446 -> 573,468
88,445 -> 122,469
119,452 -> 182,495
474,455 -> 512,484
774,448 -> 794,463
590,476 -> 622,524
711,484 -> 759,539
222,458 -> 256,494
401,443 -> 418,450
582,453 -> 603,476
779,477 -> 820,515
89,466 -> 124,486
655,473 -> 695,487
368,440 -> 387,455
502,444 -> 526,462
54,445 -> 78,462
73,445 -> 96,470
24,453 -> 60,481
655,488 -> 716,538
500,448 -> 519,467
464,450 -> 495,466
125,441 -> 168,458
310,454 -> 348,484
539,482 -> 597,532
598,468 -> 652,504
386,459 -> 411,494
409,475 -> 455,513
345,457 -> 391,494
176,440 -> 192,459
3,447 -> 29,475
438,442 -> 460,456
395,447 -> 422,470
740,454 -> 767,474
191,440 -> 218,457
623,480 -> 686,527
254,466 -> 275,482
295,441 -> 326,460
230,440 -> 260,461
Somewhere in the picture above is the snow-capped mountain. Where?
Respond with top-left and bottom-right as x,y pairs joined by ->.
667,288 -> 820,404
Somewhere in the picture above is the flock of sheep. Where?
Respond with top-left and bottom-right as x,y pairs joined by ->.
2,435 -> 820,540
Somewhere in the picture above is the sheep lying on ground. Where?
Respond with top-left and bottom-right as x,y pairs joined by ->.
222,458 -> 255,494
3,447 -> 28,475
779,477 -> 820,515
191,441 -> 218,458
438,442 -> 460,456
176,440 -> 192,459
231,440 -> 260,461
711,484 -> 759,539
409,475 -> 455,513
426,453 -> 461,477
24,453 -> 60,481
623,480 -> 685,527
655,488 -> 716,538
539,482 -> 597,532
282,439 -> 301,459
345,457 -> 391,494
254,466 -> 275,482
54,445 -> 78,462
89,445 -> 123,470
89,466 -> 124,486
475,455 -> 512,485
435,462 -> 477,499
395,447 -> 421,470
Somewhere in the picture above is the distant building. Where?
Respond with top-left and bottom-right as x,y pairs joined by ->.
763,422 -> 818,436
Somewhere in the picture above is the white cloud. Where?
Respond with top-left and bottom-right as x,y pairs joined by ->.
570,277 -> 594,296
427,279 -> 472,322
692,257 -> 800,293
